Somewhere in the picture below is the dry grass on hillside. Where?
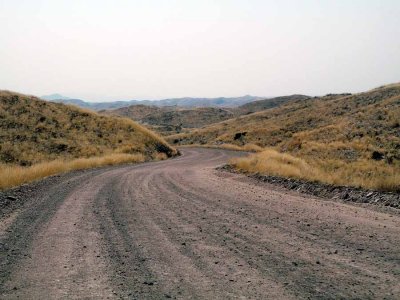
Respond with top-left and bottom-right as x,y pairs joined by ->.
0,90 -> 176,166
0,90 -> 177,189
101,95 -> 307,136
231,149 -> 400,191
171,83 -> 400,191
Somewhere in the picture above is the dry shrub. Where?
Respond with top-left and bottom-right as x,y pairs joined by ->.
0,153 -> 145,190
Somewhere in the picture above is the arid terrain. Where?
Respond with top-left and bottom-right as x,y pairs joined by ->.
2,1 -> 399,299
99,95 -> 307,135
0,91 -> 176,190
1,148 -> 399,299
169,84 -> 400,191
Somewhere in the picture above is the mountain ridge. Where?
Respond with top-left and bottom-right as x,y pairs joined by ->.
43,95 -> 265,110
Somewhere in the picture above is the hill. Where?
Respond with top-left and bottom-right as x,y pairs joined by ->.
0,91 -> 176,188
100,95 -> 310,135
169,84 -> 400,190
99,105 -> 172,120
237,94 -> 310,114
47,95 -> 264,110
101,105 -> 236,134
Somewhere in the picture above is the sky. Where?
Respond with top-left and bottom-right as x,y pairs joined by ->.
1,0 -> 399,101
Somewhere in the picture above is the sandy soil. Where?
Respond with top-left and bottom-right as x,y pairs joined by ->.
0,148 -> 399,299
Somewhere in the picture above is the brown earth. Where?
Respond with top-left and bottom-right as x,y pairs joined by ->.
1,148 -> 399,299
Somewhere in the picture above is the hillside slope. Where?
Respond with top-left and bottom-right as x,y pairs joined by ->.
236,94 -> 310,115
169,84 -> 400,190
142,107 -> 235,128
99,104 -> 169,120
0,91 -> 176,167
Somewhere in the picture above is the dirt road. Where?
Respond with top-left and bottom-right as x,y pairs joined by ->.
1,148 -> 399,299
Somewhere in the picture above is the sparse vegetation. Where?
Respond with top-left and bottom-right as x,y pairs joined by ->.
171,83 -> 400,191
0,90 -> 177,189
100,95 -> 306,135
101,105 -> 236,135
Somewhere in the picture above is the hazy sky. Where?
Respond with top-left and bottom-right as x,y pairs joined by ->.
1,0 -> 399,101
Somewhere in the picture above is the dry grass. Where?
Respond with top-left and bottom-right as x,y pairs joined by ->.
231,149 -> 400,191
170,84 -> 400,161
0,90 -> 176,166
180,143 -> 263,152
0,153 -> 148,190
171,83 -> 400,191
0,90 -> 178,190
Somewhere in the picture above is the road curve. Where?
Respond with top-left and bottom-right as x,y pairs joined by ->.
1,148 -> 400,299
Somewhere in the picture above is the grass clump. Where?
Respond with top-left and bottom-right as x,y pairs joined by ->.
0,153 -> 148,190
231,149 -> 400,191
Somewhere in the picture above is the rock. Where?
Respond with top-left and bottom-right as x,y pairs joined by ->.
371,151 -> 384,161
233,132 -> 247,140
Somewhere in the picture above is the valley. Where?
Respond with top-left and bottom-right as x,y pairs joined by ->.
2,2 -> 399,299
1,83 -> 399,299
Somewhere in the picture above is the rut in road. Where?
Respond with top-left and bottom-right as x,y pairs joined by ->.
1,148 -> 400,299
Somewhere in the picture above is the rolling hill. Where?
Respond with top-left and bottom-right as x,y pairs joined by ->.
100,105 -> 236,134
0,91 -> 176,166
100,95 -> 309,135
168,84 -> 400,190
236,94 -> 310,115
0,90 -> 177,189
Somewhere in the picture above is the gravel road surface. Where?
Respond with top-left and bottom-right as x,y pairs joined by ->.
1,148 -> 399,299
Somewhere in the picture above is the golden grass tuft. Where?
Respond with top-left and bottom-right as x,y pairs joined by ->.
0,153 -> 146,190
231,149 -> 322,179
231,149 -> 400,191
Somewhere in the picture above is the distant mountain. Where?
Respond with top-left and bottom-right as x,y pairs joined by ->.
49,98 -> 97,109
41,93 -> 71,101
43,95 -> 265,110
150,95 -> 264,108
